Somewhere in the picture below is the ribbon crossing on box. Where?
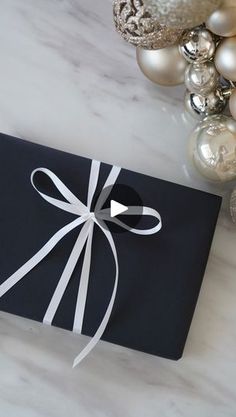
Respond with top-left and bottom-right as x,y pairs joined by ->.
0,160 -> 162,367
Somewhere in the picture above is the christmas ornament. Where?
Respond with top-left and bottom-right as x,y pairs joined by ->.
185,89 -> 226,119
113,0 -> 236,188
185,62 -> 219,96
206,5 -> 236,37
113,0 -> 184,50
189,115 -> 236,182
136,45 -> 188,86
143,0 -> 222,30
215,37 -> 236,82
179,27 -> 216,63
229,89 -> 236,120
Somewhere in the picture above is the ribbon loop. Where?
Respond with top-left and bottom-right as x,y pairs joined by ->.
0,161 -> 162,367
31,168 -> 89,216
98,206 -> 162,235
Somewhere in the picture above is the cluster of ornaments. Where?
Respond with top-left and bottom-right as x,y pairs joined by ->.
182,26 -> 236,121
113,0 -> 236,183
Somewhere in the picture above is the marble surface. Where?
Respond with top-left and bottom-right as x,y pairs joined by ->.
0,0 -> 235,416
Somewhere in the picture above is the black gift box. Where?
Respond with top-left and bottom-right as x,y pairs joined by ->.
0,134 -> 221,360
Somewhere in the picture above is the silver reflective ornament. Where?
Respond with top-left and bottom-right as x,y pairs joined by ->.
113,0 -> 184,50
144,0 -> 222,30
185,89 -> 227,119
180,28 -> 216,63
185,62 -> 219,96
136,45 -> 188,86
189,115 -> 236,182
229,89 -> 236,120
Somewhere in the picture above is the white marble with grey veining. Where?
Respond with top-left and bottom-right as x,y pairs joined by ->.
0,1 -> 235,416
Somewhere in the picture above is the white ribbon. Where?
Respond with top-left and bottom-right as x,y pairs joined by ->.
0,160 -> 162,367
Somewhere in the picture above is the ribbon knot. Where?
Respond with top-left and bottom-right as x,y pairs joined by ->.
0,160 -> 162,367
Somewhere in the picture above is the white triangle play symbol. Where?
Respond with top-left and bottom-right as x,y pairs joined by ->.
110,200 -> 128,218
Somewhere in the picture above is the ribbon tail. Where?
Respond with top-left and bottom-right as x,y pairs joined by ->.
71,160 -> 100,333
87,161 -> 100,209
72,161 -> 101,334
94,166 -> 121,212
43,220 -> 92,326
73,222 -> 94,334
0,217 -> 85,299
73,225 -> 119,368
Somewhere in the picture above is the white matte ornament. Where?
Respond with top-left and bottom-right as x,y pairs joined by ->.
215,37 -> 236,81
206,6 -> 236,37
144,0 -> 222,30
136,45 -> 188,86
189,115 -> 236,182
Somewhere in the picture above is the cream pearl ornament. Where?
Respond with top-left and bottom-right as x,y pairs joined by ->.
136,45 -> 188,86
215,37 -> 236,81
144,0 -> 222,30
206,6 -> 236,37
189,115 -> 236,182
185,61 -> 219,96
229,89 -> 236,120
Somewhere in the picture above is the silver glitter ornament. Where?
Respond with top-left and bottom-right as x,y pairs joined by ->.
144,0 -> 222,30
185,62 -> 219,96
180,28 -> 216,64
189,115 -> 236,182
185,89 -> 227,119
113,0 -> 184,50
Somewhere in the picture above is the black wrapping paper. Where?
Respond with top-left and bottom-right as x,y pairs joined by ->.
0,133 -> 222,360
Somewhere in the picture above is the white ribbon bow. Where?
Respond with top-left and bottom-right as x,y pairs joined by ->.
0,160 -> 162,367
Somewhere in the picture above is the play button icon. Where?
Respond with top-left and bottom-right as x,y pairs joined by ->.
94,183 -> 143,233
110,200 -> 128,218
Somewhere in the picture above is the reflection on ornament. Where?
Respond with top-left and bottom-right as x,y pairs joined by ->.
143,0 -> 222,30
229,89 -> 236,120
180,28 -> 216,63
113,0 -> 184,50
189,115 -> 236,182
185,61 -> 219,96
185,89 -> 226,119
